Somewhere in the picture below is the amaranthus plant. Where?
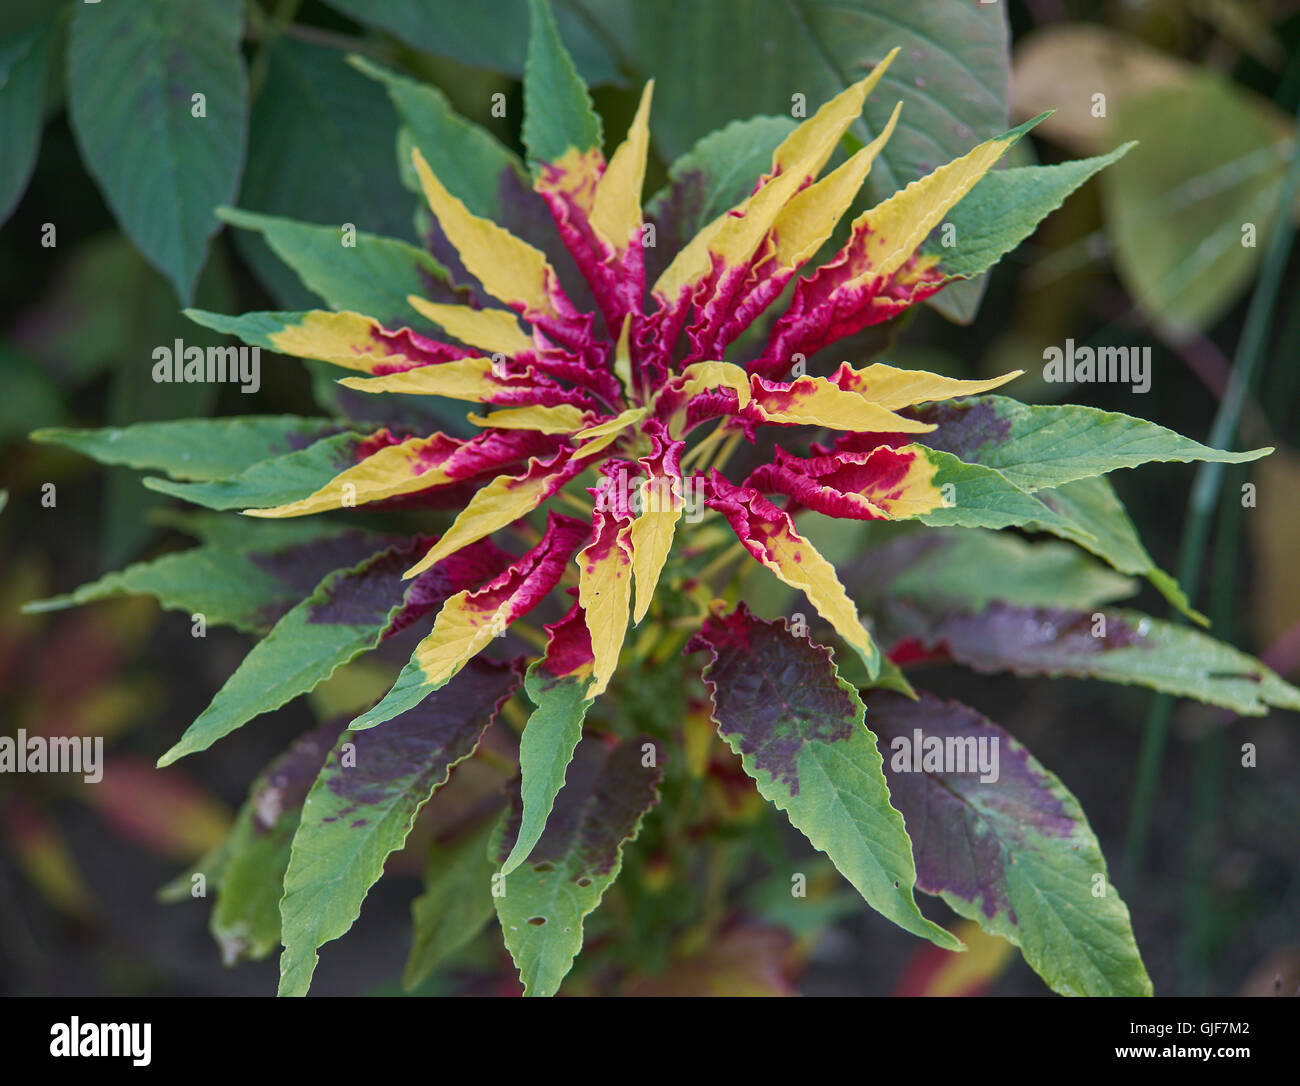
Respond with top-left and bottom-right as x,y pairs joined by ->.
31,0 -> 1300,997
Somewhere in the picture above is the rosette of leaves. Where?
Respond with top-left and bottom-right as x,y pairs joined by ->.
28,0 -> 1299,997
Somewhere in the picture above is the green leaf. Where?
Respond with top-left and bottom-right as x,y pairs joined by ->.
883,601 -> 1300,717
930,144 -> 1135,279
522,0 -> 602,167
403,817 -> 498,990
586,0 -> 1008,199
66,0 -> 247,302
216,210 -> 457,333
914,448 -> 1090,539
24,530 -> 389,635
156,539 -> 466,766
142,430 -> 378,512
31,416 -> 354,481
493,734 -> 662,996
499,658 -> 594,875
278,658 -> 520,997
1030,475 -> 1202,621
350,56 -> 524,221
98,248 -> 237,566
320,0 -> 619,85
0,22 -> 54,224
1104,74 -> 1289,335
912,396 -> 1270,492
687,604 -> 960,951
210,718 -> 348,964
844,527 -> 1138,613
872,690 -> 1152,996
234,36 -> 413,310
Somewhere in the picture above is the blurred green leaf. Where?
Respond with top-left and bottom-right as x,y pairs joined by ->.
66,0 -> 248,302
1104,75 -> 1288,335
235,37 -> 415,309
0,22 -> 55,225
404,817 -> 498,990
581,0 -> 1008,199
320,0 -> 620,85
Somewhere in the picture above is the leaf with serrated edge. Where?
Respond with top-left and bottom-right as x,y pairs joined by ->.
687,604 -> 959,951
873,690 -> 1151,996
278,658 -> 519,996
492,734 -> 661,996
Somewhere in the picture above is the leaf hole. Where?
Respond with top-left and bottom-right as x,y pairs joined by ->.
533,863 -> 555,873
576,877 -> 592,887
527,916 -> 547,926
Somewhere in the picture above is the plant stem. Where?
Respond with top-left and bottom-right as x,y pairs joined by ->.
1121,91 -> 1300,892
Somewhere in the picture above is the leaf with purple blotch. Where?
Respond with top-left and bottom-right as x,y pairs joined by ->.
492,733 -> 662,996
687,603 -> 960,952
209,717 -> 350,964
278,657 -> 520,997
871,689 -> 1151,996
884,600 -> 1300,716
157,535 -> 513,767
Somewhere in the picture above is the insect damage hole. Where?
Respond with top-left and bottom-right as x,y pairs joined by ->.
527,916 -> 547,926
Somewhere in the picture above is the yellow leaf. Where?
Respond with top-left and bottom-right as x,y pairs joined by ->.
269,310 -> 443,372
413,147 -> 565,319
769,101 -> 901,270
406,296 -> 535,357
405,589 -> 517,691
629,475 -> 681,624
833,363 -> 1023,410
673,361 -> 752,408
764,526 -> 878,673
337,356 -> 503,401
244,435 -> 452,518
576,519 -> 634,696
574,406 -> 648,442
466,404 -> 590,433
403,458 -> 572,579
842,126 -> 1021,287
653,49 -> 898,303
590,81 -> 654,251
751,375 -> 936,433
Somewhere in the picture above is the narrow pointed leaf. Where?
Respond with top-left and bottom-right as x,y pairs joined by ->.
159,537 -> 511,765
493,734 -> 662,996
210,717 -> 348,964
278,658 -> 520,996
522,0 -> 602,169
501,605 -> 596,876
885,602 -> 1300,716
355,515 -> 589,729
24,530 -> 388,635
912,395 -> 1270,492
404,816 -> 499,990
31,416 -> 354,481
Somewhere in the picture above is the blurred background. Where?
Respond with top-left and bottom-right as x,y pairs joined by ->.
1,0 -> 1298,996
